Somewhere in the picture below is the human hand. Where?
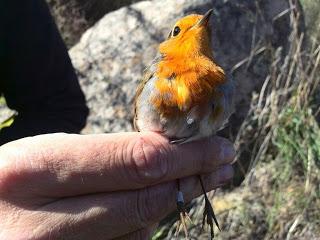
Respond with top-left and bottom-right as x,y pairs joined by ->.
0,132 -> 234,239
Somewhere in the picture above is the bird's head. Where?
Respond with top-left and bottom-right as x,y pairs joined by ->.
159,9 -> 214,59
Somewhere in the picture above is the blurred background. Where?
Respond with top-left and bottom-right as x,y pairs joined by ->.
1,0 -> 319,239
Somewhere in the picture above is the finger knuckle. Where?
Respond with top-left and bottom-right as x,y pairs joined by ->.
129,136 -> 169,185
0,137 -> 54,198
0,143 -> 25,196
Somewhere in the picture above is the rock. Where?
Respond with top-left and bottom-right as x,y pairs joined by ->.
75,0 -> 144,24
46,0 -> 89,48
46,0 -> 143,47
70,0 -> 295,135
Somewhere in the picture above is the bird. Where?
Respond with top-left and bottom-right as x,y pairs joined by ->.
133,9 -> 234,239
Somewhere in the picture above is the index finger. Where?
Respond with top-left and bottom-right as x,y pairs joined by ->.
0,132 -> 235,200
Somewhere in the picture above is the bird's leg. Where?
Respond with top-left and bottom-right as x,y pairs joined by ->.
198,175 -> 220,239
175,178 -> 192,240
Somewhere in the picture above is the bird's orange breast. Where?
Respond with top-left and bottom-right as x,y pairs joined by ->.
152,56 -> 225,118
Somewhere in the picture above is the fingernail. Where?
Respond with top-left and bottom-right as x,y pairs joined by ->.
217,165 -> 234,184
221,141 -> 235,162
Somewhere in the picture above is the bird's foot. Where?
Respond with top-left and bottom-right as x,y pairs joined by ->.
175,191 -> 192,240
201,194 -> 220,239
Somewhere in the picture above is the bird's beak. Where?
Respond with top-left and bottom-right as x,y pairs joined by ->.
196,9 -> 213,27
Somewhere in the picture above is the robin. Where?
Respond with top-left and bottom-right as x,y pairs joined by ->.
134,9 -> 234,239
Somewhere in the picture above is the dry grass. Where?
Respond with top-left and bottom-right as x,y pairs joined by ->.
300,0 -> 320,42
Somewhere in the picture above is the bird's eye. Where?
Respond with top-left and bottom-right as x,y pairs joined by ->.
172,26 -> 181,37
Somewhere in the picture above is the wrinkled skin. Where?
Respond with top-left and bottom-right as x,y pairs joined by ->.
0,132 -> 234,239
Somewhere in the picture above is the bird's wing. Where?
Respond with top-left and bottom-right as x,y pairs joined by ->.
220,73 -> 235,120
212,73 -> 235,131
133,56 -> 162,131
